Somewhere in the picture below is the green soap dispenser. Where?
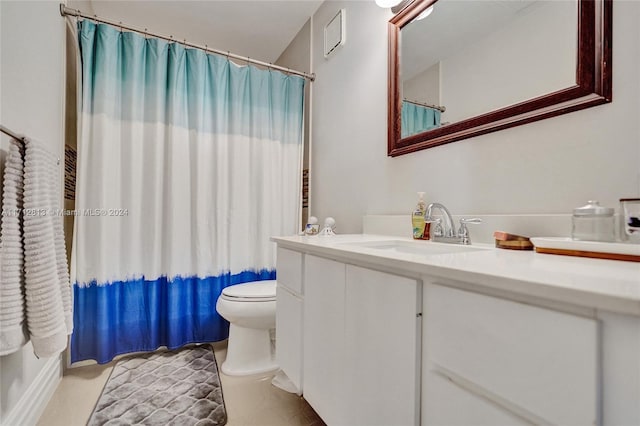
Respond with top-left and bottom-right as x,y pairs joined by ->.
412,192 -> 430,240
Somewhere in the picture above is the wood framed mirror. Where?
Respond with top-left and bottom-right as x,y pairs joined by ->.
388,0 -> 612,157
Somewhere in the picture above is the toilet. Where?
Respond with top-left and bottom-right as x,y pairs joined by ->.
216,280 -> 278,376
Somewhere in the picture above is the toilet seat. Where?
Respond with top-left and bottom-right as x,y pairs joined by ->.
221,280 -> 277,302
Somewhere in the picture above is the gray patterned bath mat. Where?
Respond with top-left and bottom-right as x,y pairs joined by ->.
88,345 -> 227,426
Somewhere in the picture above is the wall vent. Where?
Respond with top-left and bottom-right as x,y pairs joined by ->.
324,9 -> 346,58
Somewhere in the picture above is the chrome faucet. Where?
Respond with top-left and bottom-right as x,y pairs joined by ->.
425,203 -> 456,238
425,203 -> 482,245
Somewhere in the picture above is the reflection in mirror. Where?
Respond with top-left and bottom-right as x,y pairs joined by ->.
400,0 -> 577,137
401,99 -> 442,137
387,0 -> 612,156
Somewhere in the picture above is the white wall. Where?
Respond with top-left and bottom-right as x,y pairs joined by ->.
0,1 -> 66,423
68,0 -> 95,16
310,0 -> 640,234
311,1 -> 390,233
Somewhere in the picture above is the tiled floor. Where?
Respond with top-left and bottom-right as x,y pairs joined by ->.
37,342 -> 324,426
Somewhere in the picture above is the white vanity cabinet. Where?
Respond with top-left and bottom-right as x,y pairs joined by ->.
274,235 -> 640,425
422,282 -> 599,425
301,254 -> 422,426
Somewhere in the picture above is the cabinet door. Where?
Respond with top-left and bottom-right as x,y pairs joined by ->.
345,265 -> 421,426
423,283 -> 598,425
276,284 -> 303,393
303,255 -> 346,425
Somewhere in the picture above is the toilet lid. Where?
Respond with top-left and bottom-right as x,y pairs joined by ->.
221,280 -> 277,301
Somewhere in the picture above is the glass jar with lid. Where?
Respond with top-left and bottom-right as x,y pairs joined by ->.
572,200 -> 615,242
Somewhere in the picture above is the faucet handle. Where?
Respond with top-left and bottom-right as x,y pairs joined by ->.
459,218 -> 482,225
458,218 -> 482,245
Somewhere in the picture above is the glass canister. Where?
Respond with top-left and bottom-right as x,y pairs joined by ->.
620,198 -> 640,243
572,200 -> 615,242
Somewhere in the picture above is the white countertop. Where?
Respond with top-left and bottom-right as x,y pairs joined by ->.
272,234 -> 640,317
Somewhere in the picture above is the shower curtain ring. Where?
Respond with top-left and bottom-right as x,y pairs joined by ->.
119,21 -> 123,33
144,28 -> 148,39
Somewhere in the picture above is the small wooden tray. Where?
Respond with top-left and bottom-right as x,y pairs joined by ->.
495,239 -> 534,250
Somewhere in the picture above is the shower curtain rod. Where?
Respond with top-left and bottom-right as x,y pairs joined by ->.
59,4 -> 316,82
403,99 -> 446,113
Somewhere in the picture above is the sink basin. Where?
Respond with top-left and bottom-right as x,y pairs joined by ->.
338,240 -> 487,256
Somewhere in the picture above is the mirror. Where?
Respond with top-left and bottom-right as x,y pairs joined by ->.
387,0 -> 612,156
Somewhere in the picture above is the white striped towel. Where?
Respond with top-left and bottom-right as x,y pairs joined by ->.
22,139 -> 73,358
0,140 -> 28,355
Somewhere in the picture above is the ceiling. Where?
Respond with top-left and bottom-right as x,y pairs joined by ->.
82,0 -> 323,64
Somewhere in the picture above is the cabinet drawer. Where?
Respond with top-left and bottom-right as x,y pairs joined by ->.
276,247 -> 303,294
424,283 -> 598,425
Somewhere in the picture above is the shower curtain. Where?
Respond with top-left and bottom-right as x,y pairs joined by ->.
401,101 -> 441,138
71,21 -> 305,364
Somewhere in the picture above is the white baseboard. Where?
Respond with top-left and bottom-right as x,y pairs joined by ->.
2,356 -> 62,426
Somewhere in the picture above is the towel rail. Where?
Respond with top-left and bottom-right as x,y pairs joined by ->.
0,125 -> 25,142
0,124 -> 61,165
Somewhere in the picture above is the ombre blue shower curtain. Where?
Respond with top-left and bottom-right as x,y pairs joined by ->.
401,100 -> 441,138
70,21 -> 305,364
